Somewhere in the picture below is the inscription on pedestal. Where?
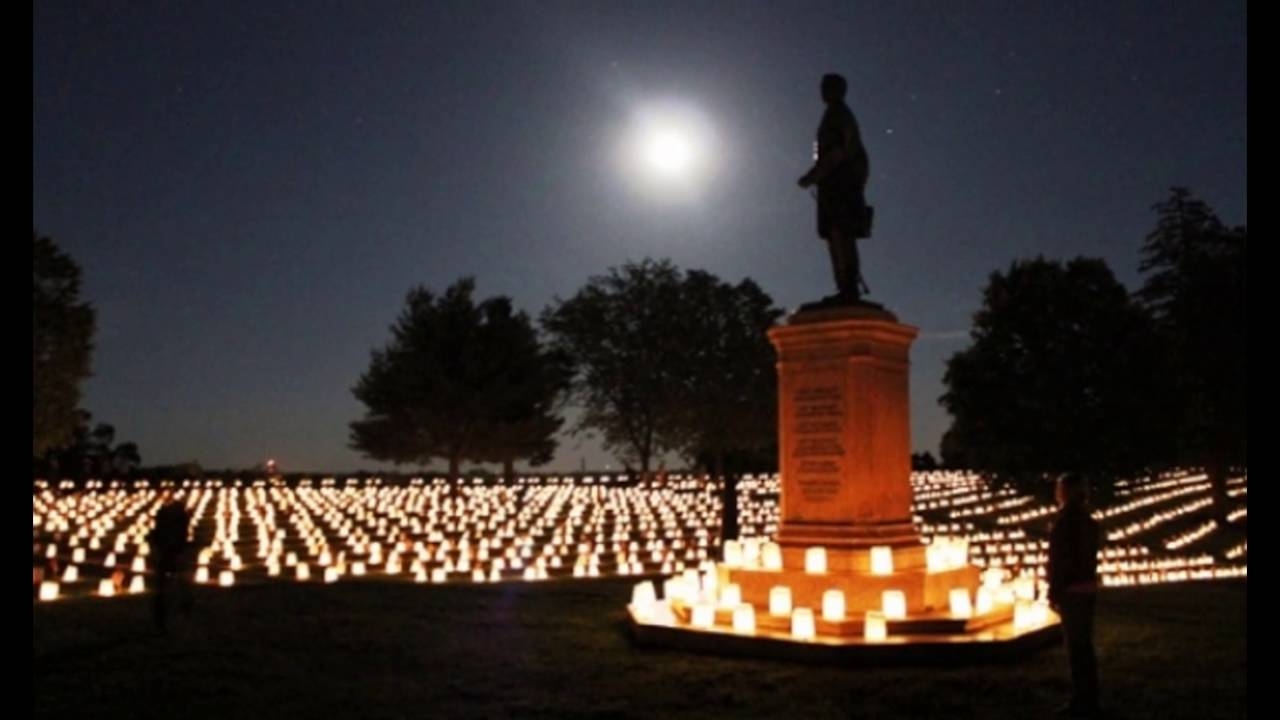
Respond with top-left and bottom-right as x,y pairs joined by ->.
791,382 -> 845,503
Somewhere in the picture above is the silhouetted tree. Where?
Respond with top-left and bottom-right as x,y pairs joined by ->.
542,260 -> 688,476
43,412 -> 142,479
34,232 -> 95,458
940,257 -> 1172,494
911,452 -> 939,471
543,259 -> 782,541
112,442 -> 142,476
1137,188 -> 1247,520
667,270 -> 782,541
351,278 -> 570,478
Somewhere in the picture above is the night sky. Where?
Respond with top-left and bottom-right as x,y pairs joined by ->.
33,1 -> 1246,473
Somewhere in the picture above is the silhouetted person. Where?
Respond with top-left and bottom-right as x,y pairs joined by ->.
1048,474 -> 1102,717
798,72 -> 871,301
148,490 -> 193,630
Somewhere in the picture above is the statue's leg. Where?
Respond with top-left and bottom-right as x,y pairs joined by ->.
847,237 -> 863,297
827,236 -> 850,295
829,228 -> 860,300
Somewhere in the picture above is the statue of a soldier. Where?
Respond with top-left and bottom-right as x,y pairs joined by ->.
798,73 -> 873,303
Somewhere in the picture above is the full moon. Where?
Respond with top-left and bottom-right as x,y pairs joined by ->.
619,100 -> 717,199
642,129 -> 694,176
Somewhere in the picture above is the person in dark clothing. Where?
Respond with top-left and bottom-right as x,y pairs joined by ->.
1048,473 -> 1103,717
148,490 -> 193,630
798,72 -> 872,301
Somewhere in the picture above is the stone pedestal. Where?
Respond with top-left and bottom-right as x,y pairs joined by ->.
770,304 -> 919,554
625,302 -> 1059,663
722,304 -> 978,616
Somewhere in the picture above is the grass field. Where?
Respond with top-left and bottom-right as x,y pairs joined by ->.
33,578 -> 1246,719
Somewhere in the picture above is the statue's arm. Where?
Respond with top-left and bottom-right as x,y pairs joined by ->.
800,147 -> 846,186
799,122 -> 854,186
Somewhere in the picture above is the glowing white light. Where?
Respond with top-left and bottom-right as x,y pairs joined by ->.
769,586 -> 793,617
619,100 -> 717,200
39,581 -> 59,601
822,590 -> 846,621
791,608 -> 816,641
805,547 -> 827,574
882,590 -> 907,620
864,611 -> 888,641
643,130 -> 693,175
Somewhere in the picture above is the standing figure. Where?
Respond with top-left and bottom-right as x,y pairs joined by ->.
798,73 -> 872,301
1048,474 -> 1103,717
149,490 -> 193,630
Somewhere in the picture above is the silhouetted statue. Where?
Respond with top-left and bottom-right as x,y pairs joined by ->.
148,490 -> 193,630
798,73 -> 873,304
1048,474 -> 1103,717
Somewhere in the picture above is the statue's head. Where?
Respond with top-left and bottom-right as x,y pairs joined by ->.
820,73 -> 847,104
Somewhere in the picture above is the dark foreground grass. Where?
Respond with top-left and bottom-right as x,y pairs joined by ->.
33,578 -> 1245,719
